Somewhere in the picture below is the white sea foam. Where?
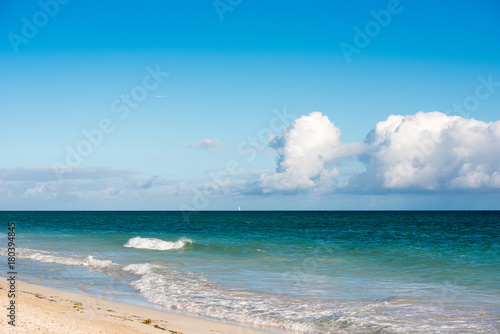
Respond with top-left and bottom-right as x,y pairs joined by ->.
120,261 -> 488,333
120,262 -> 358,332
123,263 -> 154,275
10,248 -> 114,268
81,255 -> 114,268
123,237 -> 192,250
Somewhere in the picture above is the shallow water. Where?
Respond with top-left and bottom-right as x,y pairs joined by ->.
1,211 -> 499,333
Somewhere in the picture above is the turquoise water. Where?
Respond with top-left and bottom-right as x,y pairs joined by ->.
1,211 -> 499,333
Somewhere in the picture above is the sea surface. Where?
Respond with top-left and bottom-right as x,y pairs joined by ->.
1,211 -> 499,333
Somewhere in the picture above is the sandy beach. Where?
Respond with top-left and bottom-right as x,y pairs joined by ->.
0,279 -> 269,334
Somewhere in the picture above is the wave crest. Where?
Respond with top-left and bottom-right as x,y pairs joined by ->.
123,237 -> 193,251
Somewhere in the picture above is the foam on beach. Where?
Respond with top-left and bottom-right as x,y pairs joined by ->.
12,248 -> 114,268
119,261 -> 361,332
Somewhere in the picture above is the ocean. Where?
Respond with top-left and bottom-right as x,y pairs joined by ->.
1,211 -> 499,333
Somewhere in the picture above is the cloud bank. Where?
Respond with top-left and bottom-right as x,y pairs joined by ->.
1,111 -> 499,209
259,111 -> 500,194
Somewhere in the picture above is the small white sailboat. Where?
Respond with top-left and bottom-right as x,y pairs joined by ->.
238,206 -> 241,211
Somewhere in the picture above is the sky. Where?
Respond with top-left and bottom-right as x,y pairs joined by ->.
1,0 -> 499,210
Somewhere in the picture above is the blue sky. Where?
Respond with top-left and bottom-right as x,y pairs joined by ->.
1,0 -> 499,210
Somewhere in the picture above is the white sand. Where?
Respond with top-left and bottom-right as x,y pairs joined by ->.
0,280 -> 269,334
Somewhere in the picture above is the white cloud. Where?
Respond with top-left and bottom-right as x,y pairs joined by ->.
358,111 -> 500,191
181,138 -> 220,149
259,111 -> 363,193
258,111 -> 500,194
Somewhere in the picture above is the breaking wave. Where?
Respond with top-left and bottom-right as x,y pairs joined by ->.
123,237 -> 193,251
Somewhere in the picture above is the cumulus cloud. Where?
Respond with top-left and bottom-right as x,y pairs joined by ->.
181,138 -> 220,149
258,111 -> 500,194
259,111 -> 363,193
357,111 -> 500,191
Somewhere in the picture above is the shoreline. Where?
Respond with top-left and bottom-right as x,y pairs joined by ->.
0,279 -> 270,334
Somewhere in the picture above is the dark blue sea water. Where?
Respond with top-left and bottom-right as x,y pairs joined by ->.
1,211 -> 499,333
